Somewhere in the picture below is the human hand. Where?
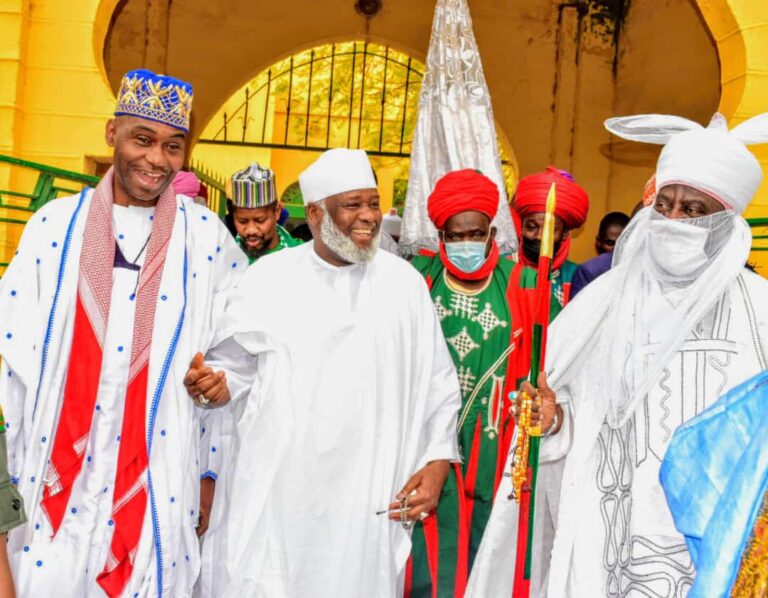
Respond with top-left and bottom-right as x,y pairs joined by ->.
511,371 -> 559,434
196,477 -> 216,537
387,460 -> 450,522
183,352 -> 230,408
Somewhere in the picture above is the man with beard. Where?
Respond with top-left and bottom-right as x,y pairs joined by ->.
229,163 -> 300,264
0,69 -> 246,597
467,112 -> 768,598
185,148 -> 462,597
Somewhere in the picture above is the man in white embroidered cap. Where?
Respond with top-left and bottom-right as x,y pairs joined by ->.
0,69 -> 248,597
466,113 -> 768,598
184,148 -> 462,597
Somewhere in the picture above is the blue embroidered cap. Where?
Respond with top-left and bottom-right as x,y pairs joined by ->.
114,69 -> 193,132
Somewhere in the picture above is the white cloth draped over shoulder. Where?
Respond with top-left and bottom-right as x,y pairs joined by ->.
206,242 -> 461,598
0,190 -> 247,597
468,205 -> 768,597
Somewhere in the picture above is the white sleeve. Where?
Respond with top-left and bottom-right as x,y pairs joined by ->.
540,391 -> 573,463
416,286 -> 462,468
205,337 -> 258,404
196,337 -> 258,480
0,209 -> 49,481
0,360 -> 26,483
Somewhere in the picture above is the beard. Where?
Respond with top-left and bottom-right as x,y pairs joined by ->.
522,237 -> 562,264
318,202 -> 380,264
242,234 -> 274,260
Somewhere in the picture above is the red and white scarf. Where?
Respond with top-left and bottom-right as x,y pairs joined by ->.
41,168 -> 177,597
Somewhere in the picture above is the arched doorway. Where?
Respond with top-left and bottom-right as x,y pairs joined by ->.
190,40 -> 518,219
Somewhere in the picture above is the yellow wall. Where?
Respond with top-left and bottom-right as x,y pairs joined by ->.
696,0 -> 768,273
0,0 -> 115,265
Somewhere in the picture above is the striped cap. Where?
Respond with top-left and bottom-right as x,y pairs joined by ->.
231,163 -> 277,208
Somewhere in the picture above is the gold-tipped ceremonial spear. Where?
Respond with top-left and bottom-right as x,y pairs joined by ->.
510,182 -> 557,597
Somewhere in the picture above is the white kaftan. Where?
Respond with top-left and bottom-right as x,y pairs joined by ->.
467,269 -> 768,598
0,191 -> 246,597
202,242 -> 462,598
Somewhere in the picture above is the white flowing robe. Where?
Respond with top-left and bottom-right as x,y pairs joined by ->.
467,268 -> 768,598
204,242 -> 461,598
0,191 -> 246,597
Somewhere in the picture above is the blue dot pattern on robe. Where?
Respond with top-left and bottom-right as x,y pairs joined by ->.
11,290 -> 16,296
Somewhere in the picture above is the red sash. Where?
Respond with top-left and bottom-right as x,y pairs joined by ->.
41,168 -> 177,597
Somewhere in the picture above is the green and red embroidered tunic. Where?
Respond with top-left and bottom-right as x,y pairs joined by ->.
405,254 -> 577,598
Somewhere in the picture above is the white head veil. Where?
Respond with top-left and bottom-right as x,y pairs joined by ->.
546,112 -> 766,428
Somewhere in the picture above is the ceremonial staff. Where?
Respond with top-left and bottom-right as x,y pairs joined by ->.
510,182 -> 557,597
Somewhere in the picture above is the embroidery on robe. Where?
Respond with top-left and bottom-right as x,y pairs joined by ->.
446,327 -> 480,362
473,302 -> 508,340
450,293 -> 479,320
433,295 -> 453,322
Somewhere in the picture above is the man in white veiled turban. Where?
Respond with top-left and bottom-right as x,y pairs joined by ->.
466,113 -> 768,597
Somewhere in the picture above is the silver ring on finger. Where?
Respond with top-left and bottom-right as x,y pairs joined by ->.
197,395 -> 211,406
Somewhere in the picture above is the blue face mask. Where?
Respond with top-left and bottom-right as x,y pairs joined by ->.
444,239 -> 488,273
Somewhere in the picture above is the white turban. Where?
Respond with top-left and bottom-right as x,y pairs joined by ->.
605,112 -> 768,213
298,148 -> 377,204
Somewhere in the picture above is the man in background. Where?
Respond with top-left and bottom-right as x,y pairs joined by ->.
230,163 -> 300,264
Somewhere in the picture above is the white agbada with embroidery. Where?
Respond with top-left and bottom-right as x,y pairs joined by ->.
203,242 -> 461,598
468,111 -> 768,597
0,191 -> 246,597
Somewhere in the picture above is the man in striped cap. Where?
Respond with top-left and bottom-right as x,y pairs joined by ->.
230,163 -> 300,264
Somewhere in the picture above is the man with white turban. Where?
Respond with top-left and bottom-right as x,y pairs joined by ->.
184,148 -> 462,597
467,112 -> 768,597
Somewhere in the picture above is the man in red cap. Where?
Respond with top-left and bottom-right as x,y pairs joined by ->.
406,169 -> 533,598
511,166 -> 590,314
